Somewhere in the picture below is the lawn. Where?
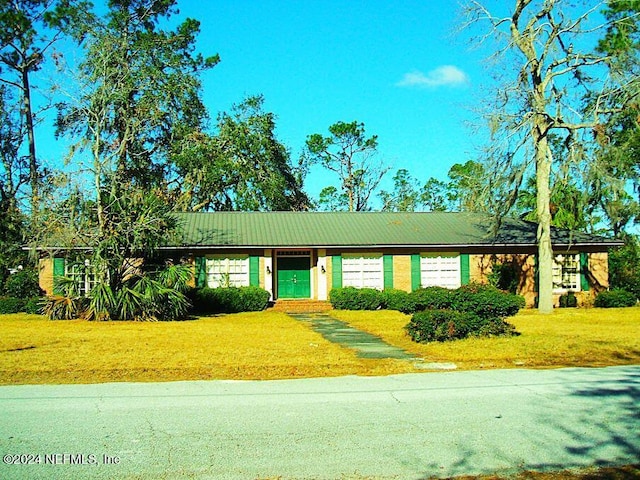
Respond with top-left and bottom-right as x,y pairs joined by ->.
332,306 -> 640,370
0,311 -> 416,385
0,307 -> 639,385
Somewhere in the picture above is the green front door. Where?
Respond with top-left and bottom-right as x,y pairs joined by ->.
277,257 -> 311,298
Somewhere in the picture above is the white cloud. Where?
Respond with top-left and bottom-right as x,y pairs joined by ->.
396,65 -> 469,88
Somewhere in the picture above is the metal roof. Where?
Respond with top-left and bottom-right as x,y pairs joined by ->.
168,212 -> 620,249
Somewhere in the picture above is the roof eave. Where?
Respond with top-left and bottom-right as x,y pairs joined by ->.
157,241 -> 622,250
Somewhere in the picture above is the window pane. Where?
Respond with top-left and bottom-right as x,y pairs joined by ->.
421,255 -> 460,289
206,257 -> 249,288
553,254 -> 579,291
65,262 -> 96,296
342,255 -> 383,290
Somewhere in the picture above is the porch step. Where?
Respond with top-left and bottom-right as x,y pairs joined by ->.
271,299 -> 332,313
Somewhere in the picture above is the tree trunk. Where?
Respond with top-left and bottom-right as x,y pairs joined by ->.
535,127 -> 554,313
21,67 -> 38,216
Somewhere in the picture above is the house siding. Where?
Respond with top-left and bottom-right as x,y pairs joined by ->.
470,253 -> 537,307
393,255 -> 413,292
469,251 -> 609,308
39,258 -> 54,295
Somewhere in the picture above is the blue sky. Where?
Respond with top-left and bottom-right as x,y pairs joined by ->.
175,0 -> 489,203
34,0 -> 492,206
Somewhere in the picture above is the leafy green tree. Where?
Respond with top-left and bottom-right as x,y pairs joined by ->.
0,0 -> 86,214
0,85 -> 26,212
590,1 -> 640,237
317,186 -> 348,212
0,84 -> 29,285
379,169 -> 420,212
0,205 -> 25,290
0,0 -> 49,213
418,161 -> 487,212
464,0 -> 640,312
173,95 -> 310,211
305,120 -> 388,211
419,177 -> 449,212
56,0 -> 219,195
39,181 -> 191,321
445,160 -> 486,212
608,234 -> 640,300
516,175 -> 593,230
41,0 -> 216,320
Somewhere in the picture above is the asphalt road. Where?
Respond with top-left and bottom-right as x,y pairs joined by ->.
0,366 -> 638,480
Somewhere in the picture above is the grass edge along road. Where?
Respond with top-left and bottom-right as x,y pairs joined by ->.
437,464 -> 640,480
1,307 -> 639,385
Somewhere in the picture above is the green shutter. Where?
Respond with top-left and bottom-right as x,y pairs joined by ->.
411,254 -> 421,291
460,254 -> 470,285
580,252 -> 590,291
249,256 -> 260,286
383,255 -> 394,289
194,257 -> 207,288
53,258 -> 66,295
332,255 -> 342,289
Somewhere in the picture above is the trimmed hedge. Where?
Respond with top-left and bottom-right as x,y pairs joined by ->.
191,286 -> 270,314
450,283 -> 525,319
594,289 -> 637,308
0,297 -> 42,315
405,283 -> 523,343
410,286 -> 454,312
381,289 -> 414,312
329,283 -> 525,317
405,309 -> 517,343
329,287 -> 384,310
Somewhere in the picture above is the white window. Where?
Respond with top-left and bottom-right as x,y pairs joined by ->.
66,260 -> 97,296
552,253 -> 580,292
206,256 -> 249,288
421,254 -> 461,289
342,254 -> 384,290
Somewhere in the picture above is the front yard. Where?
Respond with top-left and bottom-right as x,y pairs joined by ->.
1,307 -> 639,385
333,307 -> 640,370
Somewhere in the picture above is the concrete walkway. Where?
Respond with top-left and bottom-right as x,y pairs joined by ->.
289,313 -> 417,360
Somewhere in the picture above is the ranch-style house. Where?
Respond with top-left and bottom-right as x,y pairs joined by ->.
38,211 -> 622,308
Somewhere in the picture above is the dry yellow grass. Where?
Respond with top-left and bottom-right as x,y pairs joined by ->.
0,311 -> 416,385
440,464 -> 640,480
1,307 -> 639,385
331,307 -> 640,370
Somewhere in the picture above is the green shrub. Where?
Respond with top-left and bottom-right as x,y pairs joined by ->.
451,283 -> 525,319
0,296 -> 45,314
381,289 -> 415,312
2,268 -> 42,298
408,286 -> 453,312
405,283 -> 522,344
487,262 -> 520,294
608,235 -> 640,300
239,286 -> 271,312
0,297 -> 25,314
406,309 -> 518,343
594,289 -> 637,308
475,318 -> 519,338
192,286 -> 270,314
329,287 -> 383,310
406,310 -> 477,342
559,292 -> 578,308
23,297 -> 43,314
